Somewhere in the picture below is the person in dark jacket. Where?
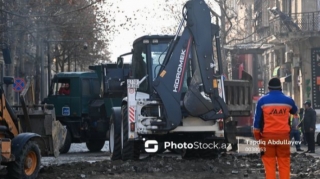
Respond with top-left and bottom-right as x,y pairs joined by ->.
302,101 -> 317,153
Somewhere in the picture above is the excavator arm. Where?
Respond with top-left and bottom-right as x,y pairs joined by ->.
0,85 -> 19,138
153,0 -> 229,131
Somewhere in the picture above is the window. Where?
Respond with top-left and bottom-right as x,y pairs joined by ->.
131,43 -> 148,92
82,79 -> 90,96
151,41 -> 190,93
52,78 -> 70,95
150,43 -> 169,80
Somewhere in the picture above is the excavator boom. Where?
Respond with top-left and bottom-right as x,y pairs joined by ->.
153,0 -> 229,130
108,0 -> 253,161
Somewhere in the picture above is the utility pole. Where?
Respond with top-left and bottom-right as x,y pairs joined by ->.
74,43 -> 77,72
40,40 -> 45,101
47,42 -> 51,91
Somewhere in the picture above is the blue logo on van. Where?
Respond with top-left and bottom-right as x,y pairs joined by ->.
62,107 -> 70,116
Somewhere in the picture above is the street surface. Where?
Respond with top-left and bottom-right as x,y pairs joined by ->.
36,137 -> 320,179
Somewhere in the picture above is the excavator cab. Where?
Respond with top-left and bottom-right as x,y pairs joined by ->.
109,0 -> 252,161
125,34 -> 252,120
127,36 -> 176,94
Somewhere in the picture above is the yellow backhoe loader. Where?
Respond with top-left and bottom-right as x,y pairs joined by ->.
0,76 -> 66,179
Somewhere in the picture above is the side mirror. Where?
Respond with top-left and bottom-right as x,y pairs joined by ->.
117,57 -> 123,68
3,76 -> 14,85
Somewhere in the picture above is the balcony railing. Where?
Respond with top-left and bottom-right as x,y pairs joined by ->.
256,11 -> 320,41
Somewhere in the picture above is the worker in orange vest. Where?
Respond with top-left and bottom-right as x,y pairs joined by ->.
253,78 -> 298,179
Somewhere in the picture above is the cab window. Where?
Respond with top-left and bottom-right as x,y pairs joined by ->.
82,79 -> 90,96
52,78 -> 70,95
131,43 -> 148,92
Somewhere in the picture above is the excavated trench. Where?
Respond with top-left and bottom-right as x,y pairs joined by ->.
36,142 -> 320,179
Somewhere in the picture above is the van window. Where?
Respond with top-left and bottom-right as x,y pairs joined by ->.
82,79 -> 90,96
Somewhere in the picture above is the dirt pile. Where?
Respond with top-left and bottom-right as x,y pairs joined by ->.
37,152 -> 320,179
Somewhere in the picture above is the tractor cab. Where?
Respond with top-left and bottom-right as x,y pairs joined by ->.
117,35 -> 189,94
44,72 -> 100,119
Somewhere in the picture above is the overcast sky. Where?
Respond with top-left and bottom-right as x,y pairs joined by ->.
106,0 -> 178,62
105,0 -> 220,62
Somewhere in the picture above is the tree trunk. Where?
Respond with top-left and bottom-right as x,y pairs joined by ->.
34,40 -> 41,104
19,32 -> 26,78
220,3 -> 228,76
55,57 -> 59,73
67,53 -> 71,72
6,34 -> 17,105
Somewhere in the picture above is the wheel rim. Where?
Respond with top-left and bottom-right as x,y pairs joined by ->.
110,123 -> 114,153
24,151 -> 37,176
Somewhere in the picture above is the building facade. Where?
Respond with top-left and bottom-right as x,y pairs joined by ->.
225,0 -> 320,115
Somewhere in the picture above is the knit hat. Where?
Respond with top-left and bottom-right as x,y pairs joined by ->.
304,101 -> 311,106
268,78 -> 281,90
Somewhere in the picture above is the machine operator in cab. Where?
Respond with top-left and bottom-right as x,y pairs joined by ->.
59,83 -> 70,95
253,78 -> 298,179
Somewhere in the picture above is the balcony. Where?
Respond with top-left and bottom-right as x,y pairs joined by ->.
255,10 -> 320,43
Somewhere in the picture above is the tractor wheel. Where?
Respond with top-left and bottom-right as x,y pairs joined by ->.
317,133 -> 320,146
59,128 -> 72,154
156,142 -> 166,154
109,108 -> 122,160
7,141 -> 41,179
121,105 -> 140,161
86,140 -> 105,152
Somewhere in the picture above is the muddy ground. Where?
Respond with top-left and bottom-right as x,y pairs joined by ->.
35,140 -> 320,179
37,152 -> 320,179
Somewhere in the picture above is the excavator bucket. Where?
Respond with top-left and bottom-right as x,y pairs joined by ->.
17,105 -> 67,157
13,77 -> 67,157
16,104 -> 67,157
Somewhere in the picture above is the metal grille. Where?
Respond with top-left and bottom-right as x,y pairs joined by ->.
256,11 -> 320,41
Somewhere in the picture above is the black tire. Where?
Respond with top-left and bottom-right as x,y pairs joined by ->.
317,133 -> 320,146
109,107 -> 122,160
121,105 -> 140,161
156,142 -> 166,154
7,141 -> 41,179
86,140 -> 105,152
59,128 -> 72,154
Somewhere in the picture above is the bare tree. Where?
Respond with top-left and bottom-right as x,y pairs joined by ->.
106,0 -> 253,74
0,0 -> 116,104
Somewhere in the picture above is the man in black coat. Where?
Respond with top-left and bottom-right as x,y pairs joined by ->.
302,101 -> 317,153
